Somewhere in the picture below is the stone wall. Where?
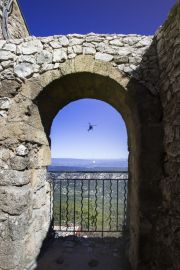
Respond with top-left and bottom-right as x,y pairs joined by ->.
152,3 -> 180,270
0,33 -> 159,94
0,33 -> 162,270
0,2 -> 179,270
0,0 -> 29,40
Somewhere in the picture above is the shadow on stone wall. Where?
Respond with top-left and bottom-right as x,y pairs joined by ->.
127,37 -> 165,270
36,218 -> 55,260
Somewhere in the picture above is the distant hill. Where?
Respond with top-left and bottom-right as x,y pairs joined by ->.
48,158 -> 128,172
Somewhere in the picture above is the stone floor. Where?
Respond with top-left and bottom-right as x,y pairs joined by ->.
36,236 -> 127,270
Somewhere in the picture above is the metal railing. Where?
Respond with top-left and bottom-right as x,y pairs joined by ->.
49,171 -> 128,237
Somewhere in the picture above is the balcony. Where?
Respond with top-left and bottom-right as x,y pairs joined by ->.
36,171 -> 129,270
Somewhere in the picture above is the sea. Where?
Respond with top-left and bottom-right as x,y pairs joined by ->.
48,158 -> 128,172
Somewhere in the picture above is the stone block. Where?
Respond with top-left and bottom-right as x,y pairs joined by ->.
19,40 -> 43,55
97,43 -> 116,54
53,49 -> 67,62
59,36 -> 69,46
3,43 -> 16,52
73,45 -> 83,54
0,122 -> 49,145
69,38 -> 84,45
0,148 -> 14,169
95,52 -> 113,62
7,96 -> 35,123
32,207 -> 50,233
30,168 -> 47,190
10,156 -> 28,170
83,47 -> 96,55
0,240 -> 23,269
86,36 -> 104,42
8,210 -> 32,241
109,39 -> 124,46
68,53 -> 76,59
0,98 -> 11,110
0,50 -> 15,60
14,63 -> 39,78
0,169 -> 31,186
1,60 -> 13,68
33,186 -> 47,209
37,50 -> 52,64
0,186 -> 32,215
137,37 -> 152,46
114,55 -> 129,64
50,40 -> 62,49
28,145 -> 51,168
74,55 -> 95,73
0,79 -> 21,97
16,144 -> 29,156
18,55 -> 36,64
0,110 -> 7,118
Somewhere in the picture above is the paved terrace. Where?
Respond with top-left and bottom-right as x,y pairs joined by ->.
36,236 -> 127,270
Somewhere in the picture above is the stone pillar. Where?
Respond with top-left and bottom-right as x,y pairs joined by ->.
154,2 -> 180,270
0,90 -> 52,270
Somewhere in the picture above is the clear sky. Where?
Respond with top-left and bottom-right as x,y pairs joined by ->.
18,0 -> 176,159
50,99 -> 128,159
19,0 -> 176,36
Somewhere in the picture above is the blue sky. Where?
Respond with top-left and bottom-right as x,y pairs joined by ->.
18,1 -> 176,159
19,0 -> 175,36
50,99 -> 128,159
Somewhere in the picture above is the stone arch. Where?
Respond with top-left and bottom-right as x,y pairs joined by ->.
2,56 -> 163,270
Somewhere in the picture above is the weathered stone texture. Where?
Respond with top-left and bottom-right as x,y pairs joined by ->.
0,168 -> 51,270
0,2 -> 179,270
0,0 -> 29,40
151,3 -> 180,270
0,33 -> 159,95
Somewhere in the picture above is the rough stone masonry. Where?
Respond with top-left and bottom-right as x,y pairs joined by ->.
0,1 -> 179,270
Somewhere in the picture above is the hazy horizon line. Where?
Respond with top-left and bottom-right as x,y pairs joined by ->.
52,157 -> 128,160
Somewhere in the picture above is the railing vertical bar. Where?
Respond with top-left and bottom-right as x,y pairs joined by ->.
109,179 -> 112,230
81,179 -> 83,230
74,179 -> 76,235
95,179 -> 98,231
123,179 -> 127,228
116,179 -> 119,231
102,179 -> 105,237
50,177 -> 54,227
59,179 -> 62,230
66,179 -> 69,230
88,179 -> 90,232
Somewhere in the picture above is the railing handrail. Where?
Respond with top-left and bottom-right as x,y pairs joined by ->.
51,178 -> 128,181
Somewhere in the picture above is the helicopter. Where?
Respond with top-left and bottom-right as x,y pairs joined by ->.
87,123 -> 97,132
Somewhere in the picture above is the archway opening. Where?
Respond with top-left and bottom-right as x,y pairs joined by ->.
32,61 -> 162,270
34,68 -> 134,270
36,98 -> 129,269
50,98 -> 128,233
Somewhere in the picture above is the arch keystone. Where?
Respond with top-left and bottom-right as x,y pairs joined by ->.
74,55 -> 95,73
